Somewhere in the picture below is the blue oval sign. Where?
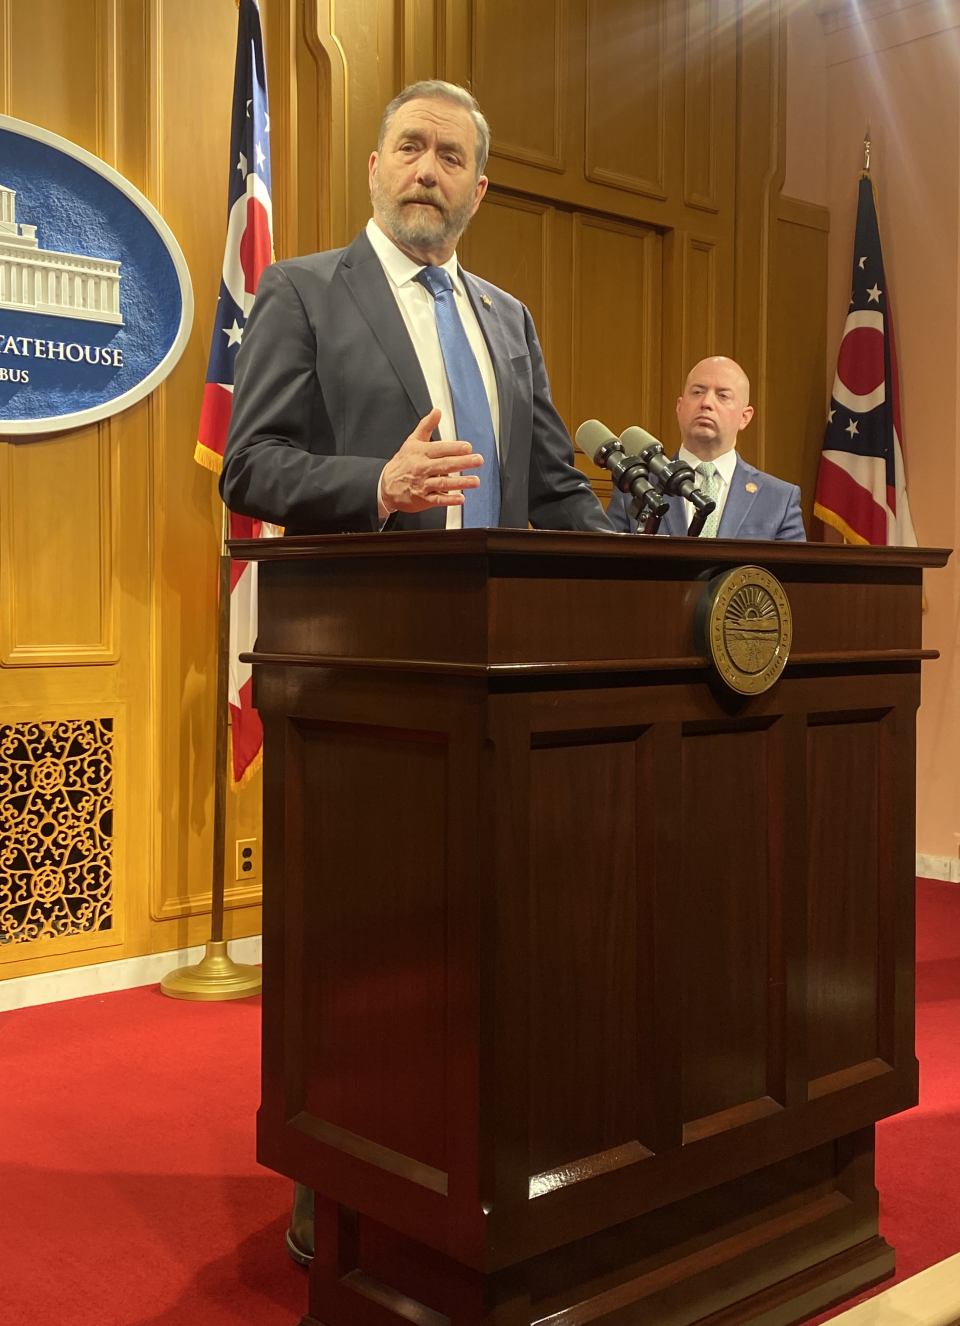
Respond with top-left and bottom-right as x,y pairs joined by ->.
0,115 -> 193,435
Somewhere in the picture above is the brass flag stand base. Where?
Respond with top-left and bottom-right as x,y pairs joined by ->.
162,508 -> 261,1003
161,941 -> 261,1001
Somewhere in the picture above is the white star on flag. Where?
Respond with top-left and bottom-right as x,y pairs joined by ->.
264,112 -> 270,132
827,408 -> 835,424
255,141 -> 266,170
223,320 -> 244,347
237,151 -> 247,177
867,284 -> 882,302
246,99 -> 252,117
846,418 -> 859,437
858,256 -> 867,269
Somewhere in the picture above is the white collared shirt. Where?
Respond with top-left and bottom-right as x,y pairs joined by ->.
677,444 -> 738,531
365,218 -> 500,530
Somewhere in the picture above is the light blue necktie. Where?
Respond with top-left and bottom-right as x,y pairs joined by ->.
415,265 -> 501,527
695,461 -> 721,538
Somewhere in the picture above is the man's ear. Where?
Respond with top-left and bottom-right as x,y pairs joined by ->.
368,152 -> 379,191
739,405 -> 755,430
470,175 -> 489,219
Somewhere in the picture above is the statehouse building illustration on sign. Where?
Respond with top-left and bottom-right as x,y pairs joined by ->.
0,114 -> 193,434
0,184 -> 123,328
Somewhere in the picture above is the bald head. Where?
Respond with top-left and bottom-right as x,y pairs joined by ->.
677,356 -> 754,461
684,357 -> 750,404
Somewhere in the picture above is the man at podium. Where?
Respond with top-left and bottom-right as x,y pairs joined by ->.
220,73 -> 613,1267
219,79 -> 612,538
607,356 -> 806,540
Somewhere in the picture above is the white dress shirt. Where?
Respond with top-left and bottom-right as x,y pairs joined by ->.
678,443 -> 738,531
365,219 -> 500,530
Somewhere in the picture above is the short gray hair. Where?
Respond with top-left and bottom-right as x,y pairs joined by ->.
377,80 -> 490,177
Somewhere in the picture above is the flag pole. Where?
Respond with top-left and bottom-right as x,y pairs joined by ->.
161,504 -> 262,1001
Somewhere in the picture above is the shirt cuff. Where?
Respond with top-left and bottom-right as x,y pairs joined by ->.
377,466 -> 395,524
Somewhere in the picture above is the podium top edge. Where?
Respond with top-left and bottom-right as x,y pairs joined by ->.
226,528 -> 952,570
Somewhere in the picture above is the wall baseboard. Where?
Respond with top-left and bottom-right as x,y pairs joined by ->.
830,1247 -> 960,1324
917,854 -> 960,883
0,936 -> 262,1013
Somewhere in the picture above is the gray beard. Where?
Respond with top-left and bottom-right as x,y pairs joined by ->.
371,174 -> 475,252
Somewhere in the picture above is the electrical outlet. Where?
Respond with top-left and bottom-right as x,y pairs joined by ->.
235,837 -> 260,882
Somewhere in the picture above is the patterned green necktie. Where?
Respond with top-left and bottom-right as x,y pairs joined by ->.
695,461 -> 721,538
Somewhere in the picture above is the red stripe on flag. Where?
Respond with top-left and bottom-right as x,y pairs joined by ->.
198,382 -> 234,461
229,560 -> 247,595
816,456 -> 888,544
230,678 -> 263,785
228,512 -> 261,591
228,513 -> 259,540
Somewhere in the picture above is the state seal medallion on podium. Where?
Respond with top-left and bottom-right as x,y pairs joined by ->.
698,565 -> 792,694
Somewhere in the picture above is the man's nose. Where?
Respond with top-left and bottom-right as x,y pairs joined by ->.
416,152 -> 439,185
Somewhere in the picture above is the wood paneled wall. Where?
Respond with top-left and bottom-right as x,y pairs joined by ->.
266,0 -> 828,514
0,0 -> 262,982
0,0 -> 829,980
768,195 -> 830,518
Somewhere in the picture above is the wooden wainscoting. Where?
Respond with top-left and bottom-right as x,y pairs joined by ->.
0,0 -> 262,983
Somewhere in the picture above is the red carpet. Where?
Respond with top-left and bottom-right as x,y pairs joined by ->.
0,988 -> 305,1325
1,879 -> 959,1325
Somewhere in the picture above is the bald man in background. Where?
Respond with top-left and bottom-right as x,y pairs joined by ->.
606,356 -> 805,541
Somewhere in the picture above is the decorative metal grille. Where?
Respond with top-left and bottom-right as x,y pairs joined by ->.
0,719 -> 113,945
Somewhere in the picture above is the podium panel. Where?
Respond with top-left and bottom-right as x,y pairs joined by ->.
234,530 -> 947,1326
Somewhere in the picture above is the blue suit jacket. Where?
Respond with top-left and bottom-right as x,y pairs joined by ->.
220,229 -> 611,535
606,454 -> 806,541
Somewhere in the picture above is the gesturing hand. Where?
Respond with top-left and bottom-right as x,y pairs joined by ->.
380,408 -> 483,514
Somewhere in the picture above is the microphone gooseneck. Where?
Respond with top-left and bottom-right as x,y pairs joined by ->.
574,420 -> 718,536
574,420 -> 671,534
617,427 -> 717,537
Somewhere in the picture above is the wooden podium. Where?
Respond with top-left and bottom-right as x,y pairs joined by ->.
234,529 -> 948,1326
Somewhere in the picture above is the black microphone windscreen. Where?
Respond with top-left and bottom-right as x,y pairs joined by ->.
575,418 -> 618,464
619,425 -> 662,453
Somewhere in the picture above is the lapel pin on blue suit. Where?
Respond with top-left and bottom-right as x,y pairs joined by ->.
746,482 -> 758,493
480,295 -> 492,309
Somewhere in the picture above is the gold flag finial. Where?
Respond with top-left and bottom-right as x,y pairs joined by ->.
864,123 -> 871,172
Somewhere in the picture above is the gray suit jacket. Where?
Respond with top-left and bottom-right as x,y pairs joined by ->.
606,454 -> 806,541
219,230 -> 611,536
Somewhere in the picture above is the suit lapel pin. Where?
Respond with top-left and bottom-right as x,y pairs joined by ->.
745,482 -> 758,493
480,294 -> 492,310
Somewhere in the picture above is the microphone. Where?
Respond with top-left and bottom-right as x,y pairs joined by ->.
575,420 -> 670,533
618,426 -> 716,537
575,419 -> 626,470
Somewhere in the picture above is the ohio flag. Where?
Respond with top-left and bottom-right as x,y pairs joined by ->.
814,172 -> 916,546
195,0 -> 274,786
